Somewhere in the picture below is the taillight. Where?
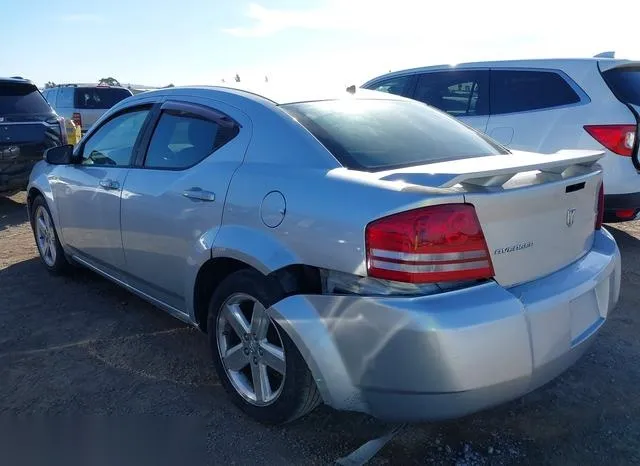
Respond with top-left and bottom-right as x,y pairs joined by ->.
584,125 -> 636,157
596,183 -> 604,230
72,112 -> 82,128
365,204 -> 494,284
57,116 -> 68,145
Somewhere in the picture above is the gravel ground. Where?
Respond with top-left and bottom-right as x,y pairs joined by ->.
1,191 -> 639,465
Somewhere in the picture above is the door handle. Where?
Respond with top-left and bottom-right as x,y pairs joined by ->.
99,179 -> 120,190
182,188 -> 215,202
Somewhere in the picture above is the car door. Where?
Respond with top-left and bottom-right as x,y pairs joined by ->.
484,69 -> 586,149
120,98 -> 249,311
411,70 -> 490,133
53,104 -> 154,272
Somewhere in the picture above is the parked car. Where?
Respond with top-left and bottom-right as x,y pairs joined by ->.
0,77 -> 66,194
41,84 -> 133,134
27,86 -> 621,425
362,54 -> 640,222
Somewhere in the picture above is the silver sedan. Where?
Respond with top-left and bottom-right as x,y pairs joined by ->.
28,85 -> 621,424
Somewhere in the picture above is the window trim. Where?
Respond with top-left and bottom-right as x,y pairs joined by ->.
134,100 -> 240,171
488,67 -> 591,116
74,103 -> 157,168
412,68 -> 491,117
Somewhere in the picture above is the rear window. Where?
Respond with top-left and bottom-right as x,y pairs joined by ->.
74,87 -> 133,109
602,67 -> 640,106
281,99 -> 508,171
0,82 -> 52,115
491,70 -> 581,114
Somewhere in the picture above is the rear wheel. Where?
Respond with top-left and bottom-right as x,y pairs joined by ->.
207,269 -> 321,424
31,195 -> 69,274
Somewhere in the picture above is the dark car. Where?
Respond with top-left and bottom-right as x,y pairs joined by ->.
0,77 -> 66,193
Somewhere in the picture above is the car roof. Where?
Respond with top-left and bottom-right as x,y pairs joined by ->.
363,57 -> 639,84
0,76 -> 35,85
136,84 -> 405,107
53,83 -> 131,90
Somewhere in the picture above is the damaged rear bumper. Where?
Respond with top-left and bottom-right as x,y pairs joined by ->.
267,228 -> 621,421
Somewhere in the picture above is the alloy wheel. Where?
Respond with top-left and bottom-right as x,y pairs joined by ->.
35,205 -> 57,267
216,293 -> 286,406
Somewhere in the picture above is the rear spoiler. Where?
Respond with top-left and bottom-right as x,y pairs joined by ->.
381,150 -> 604,189
439,150 -> 604,188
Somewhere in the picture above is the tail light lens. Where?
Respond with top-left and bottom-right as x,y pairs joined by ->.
72,112 -> 82,128
584,125 -> 636,157
57,116 -> 68,145
365,204 -> 494,284
596,183 -> 604,230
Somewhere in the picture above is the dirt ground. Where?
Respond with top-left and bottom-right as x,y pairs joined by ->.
1,191 -> 639,465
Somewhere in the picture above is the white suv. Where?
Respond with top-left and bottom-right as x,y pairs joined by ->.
362,55 -> 640,222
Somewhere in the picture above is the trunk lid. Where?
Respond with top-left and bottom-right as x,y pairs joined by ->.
379,150 -> 604,287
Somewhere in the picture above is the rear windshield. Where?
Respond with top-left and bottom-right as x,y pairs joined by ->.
602,67 -> 640,106
0,82 -> 52,115
281,98 -> 508,171
74,87 -> 132,109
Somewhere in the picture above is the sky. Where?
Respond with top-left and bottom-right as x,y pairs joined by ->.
2,0 -> 640,89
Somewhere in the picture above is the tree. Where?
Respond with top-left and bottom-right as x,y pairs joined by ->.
98,77 -> 121,86
234,73 -> 241,83
164,83 -> 175,88
44,81 -> 56,89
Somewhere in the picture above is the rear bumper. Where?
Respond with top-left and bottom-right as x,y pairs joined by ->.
268,229 -> 621,421
604,192 -> 640,222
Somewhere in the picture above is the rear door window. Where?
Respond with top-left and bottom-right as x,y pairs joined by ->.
0,82 -> 52,115
413,70 -> 490,116
74,87 -> 133,109
281,98 -> 507,171
490,70 -> 581,114
602,67 -> 640,106
144,110 -> 239,169
366,75 -> 414,97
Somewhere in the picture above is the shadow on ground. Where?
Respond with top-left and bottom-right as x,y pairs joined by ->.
0,193 -> 28,231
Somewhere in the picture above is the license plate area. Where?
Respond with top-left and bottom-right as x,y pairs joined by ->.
569,289 -> 604,347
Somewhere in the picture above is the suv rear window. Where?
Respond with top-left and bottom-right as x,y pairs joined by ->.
602,67 -> 640,106
0,82 -> 52,115
281,98 -> 508,171
491,70 -> 581,114
74,87 -> 132,109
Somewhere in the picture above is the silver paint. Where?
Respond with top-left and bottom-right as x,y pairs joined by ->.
27,86 -> 622,422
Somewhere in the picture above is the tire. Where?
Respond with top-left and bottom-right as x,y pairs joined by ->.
207,269 -> 321,424
30,195 -> 69,274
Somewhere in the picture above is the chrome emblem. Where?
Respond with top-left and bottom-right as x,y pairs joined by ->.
566,208 -> 576,227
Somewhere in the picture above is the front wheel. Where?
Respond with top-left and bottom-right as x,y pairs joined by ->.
30,195 -> 69,274
207,269 -> 321,424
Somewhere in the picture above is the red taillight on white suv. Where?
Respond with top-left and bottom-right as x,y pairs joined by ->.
365,204 -> 495,284
584,125 -> 636,157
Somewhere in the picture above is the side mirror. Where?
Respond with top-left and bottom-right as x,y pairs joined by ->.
44,144 -> 76,165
